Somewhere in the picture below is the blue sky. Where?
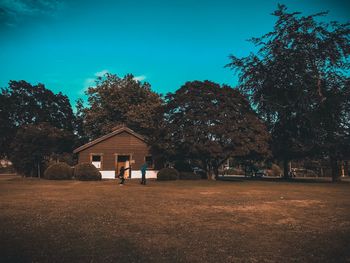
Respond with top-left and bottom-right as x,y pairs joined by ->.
0,0 -> 349,106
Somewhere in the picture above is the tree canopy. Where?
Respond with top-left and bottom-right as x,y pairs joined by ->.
0,80 -> 75,158
157,80 -> 270,179
10,123 -> 75,177
78,73 -> 162,141
227,4 -> 350,179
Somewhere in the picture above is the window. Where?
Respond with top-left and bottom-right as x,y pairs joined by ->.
92,155 -> 101,162
145,156 -> 154,169
91,154 -> 102,169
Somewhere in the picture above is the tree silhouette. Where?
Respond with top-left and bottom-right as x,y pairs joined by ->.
10,123 -> 75,177
0,80 -> 75,158
158,80 -> 270,179
227,5 -> 350,179
80,73 -> 162,140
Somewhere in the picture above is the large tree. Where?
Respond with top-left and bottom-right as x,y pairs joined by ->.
227,5 -> 350,179
80,73 -> 162,141
0,80 -> 75,158
10,123 -> 75,177
158,80 -> 270,179
0,93 -> 14,158
314,76 -> 350,181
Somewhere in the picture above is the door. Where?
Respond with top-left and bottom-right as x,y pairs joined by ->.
116,155 -> 131,178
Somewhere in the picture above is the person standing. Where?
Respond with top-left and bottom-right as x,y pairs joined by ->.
140,162 -> 147,185
119,166 -> 130,185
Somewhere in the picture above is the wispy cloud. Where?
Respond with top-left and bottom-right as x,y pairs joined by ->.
94,69 -> 109,77
0,0 -> 63,27
84,78 -> 95,88
133,75 -> 147,82
79,69 -> 109,95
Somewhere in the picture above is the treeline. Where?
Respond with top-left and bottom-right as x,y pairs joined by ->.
0,75 -> 269,179
227,5 -> 350,181
0,5 -> 349,181
0,81 -> 76,177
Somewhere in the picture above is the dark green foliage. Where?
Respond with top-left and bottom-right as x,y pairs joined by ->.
158,80 -> 270,179
173,160 -> 192,172
74,163 -> 102,181
51,153 -> 78,166
157,168 -> 179,181
2,80 -> 74,130
44,162 -> 73,180
227,5 -> 350,180
10,123 -> 75,177
0,80 -> 76,158
0,94 -> 14,159
74,98 -> 90,145
313,79 -> 350,181
179,172 -> 201,180
79,73 -> 162,140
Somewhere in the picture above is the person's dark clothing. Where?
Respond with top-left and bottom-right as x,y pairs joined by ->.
119,167 -> 130,185
140,163 -> 147,185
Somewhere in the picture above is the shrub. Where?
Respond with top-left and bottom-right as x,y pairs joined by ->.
157,168 -> 179,181
267,164 -> 282,177
179,172 -> 201,180
74,163 -> 102,181
44,162 -> 73,180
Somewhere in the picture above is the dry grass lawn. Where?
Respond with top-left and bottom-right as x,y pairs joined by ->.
1,175 -> 350,263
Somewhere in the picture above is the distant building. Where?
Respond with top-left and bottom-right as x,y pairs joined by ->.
73,126 -> 157,179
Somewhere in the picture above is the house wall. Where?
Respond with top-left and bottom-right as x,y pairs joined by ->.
78,131 -> 155,179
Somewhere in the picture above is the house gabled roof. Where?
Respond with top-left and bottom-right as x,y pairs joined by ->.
73,126 -> 146,153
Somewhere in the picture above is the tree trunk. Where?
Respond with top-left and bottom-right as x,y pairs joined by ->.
344,161 -> 349,177
38,163 -> 41,179
330,156 -> 340,183
213,166 -> 219,180
207,163 -> 212,180
283,159 -> 289,178
207,170 -> 213,180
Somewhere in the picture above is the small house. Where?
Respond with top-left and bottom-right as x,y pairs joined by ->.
73,126 -> 157,179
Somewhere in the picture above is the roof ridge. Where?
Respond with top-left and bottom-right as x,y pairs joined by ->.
73,127 -> 145,153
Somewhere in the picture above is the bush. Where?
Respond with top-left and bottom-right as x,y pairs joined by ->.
267,164 -> 282,177
44,162 -> 73,180
157,168 -> 179,181
179,172 -> 201,180
74,163 -> 102,181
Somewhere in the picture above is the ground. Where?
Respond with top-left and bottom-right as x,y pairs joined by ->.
1,175 -> 350,263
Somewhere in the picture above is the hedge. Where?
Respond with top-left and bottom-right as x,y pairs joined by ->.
74,163 -> 102,181
44,162 -> 73,180
179,172 -> 201,180
157,168 -> 179,181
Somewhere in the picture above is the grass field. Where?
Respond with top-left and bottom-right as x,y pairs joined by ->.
1,175 -> 350,263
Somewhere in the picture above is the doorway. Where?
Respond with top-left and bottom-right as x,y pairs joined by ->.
116,155 -> 131,178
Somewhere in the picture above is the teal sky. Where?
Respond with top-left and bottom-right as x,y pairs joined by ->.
0,0 -> 349,105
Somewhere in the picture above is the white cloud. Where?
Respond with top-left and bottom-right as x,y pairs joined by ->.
94,69 -> 109,77
79,69 -> 109,95
84,78 -> 95,88
133,75 -> 147,82
78,78 -> 95,95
